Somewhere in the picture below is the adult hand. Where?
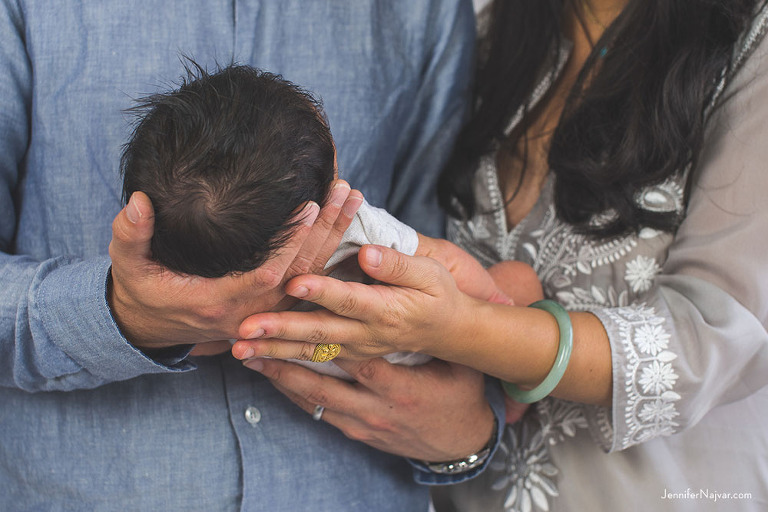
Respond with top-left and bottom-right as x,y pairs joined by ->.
233,244 -> 475,361
108,181 -> 362,352
243,356 -> 495,461
414,235 -> 514,305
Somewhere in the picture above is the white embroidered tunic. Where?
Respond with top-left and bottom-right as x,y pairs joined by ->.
436,6 -> 768,512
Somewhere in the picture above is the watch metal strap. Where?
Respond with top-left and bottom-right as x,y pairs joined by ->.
422,417 -> 498,475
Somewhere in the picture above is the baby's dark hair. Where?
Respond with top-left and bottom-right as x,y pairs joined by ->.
120,62 -> 336,277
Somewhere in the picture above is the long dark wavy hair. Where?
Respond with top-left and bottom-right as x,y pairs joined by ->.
439,0 -> 763,237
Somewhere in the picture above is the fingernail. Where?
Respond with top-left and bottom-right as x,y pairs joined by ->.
364,247 -> 382,268
301,201 -> 320,225
126,195 -> 142,224
240,347 -> 255,359
246,328 -> 265,339
289,285 -> 309,298
342,195 -> 363,218
244,359 -> 264,373
330,182 -> 350,207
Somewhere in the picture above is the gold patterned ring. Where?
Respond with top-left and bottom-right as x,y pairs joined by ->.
310,343 -> 341,363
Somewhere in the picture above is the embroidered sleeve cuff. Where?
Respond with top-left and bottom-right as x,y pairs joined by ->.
589,305 -> 679,452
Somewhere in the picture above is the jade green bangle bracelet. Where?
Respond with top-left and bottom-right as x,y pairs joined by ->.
502,299 -> 573,404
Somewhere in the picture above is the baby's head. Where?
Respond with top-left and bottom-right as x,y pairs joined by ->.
121,62 -> 335,277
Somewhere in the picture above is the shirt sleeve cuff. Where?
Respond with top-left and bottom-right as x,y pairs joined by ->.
36,257 -> 196,383
408,376 -> 506,485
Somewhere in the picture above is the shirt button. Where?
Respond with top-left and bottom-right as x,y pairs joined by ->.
244,406 -> 262,425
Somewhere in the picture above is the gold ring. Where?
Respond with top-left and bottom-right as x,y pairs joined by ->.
310,343 -> 341,363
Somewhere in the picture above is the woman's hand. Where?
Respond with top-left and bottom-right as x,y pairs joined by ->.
109,181 -> 362,353
243,356 -> 496,461
414,235 -> 515,305
233,244 -> 479,362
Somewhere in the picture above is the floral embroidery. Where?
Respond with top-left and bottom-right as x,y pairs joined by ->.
466,217 -> 491,239
635,322 -> 671,356
511,200 -> 646,310
445,9 -> 768,507
490,400 -> 586,512
491,421 -> 558,512
536,398 -> 588,446
638,399 -> 678,424
555,284 -> 629,310
603,306 -> 680,449
639,360 -> 679,395
450,164 -> 683,506
625,255 -> 661,293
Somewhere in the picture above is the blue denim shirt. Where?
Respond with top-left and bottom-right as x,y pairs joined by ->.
0,1 -> 504,510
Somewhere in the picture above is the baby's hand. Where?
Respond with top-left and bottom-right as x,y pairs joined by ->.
487,260 -> 543,307
505,396 -> 530,424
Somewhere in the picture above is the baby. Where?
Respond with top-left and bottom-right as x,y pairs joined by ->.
120,63 -> 537,378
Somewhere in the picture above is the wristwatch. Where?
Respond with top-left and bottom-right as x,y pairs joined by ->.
422,417 -> 498,475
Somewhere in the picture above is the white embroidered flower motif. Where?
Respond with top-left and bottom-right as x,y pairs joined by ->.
466,216 -> 491,239
624,255 -> 661,293
537,398 -> 588,445
636,420 -> 678,443
635,322 -> 671,356
492,420 -> 559,512
638,398 -> 679,424
639,360 -> 679,395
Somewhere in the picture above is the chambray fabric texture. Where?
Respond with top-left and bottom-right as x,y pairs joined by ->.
0,1 -> 499,510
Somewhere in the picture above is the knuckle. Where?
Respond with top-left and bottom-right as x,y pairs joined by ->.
356,411 -> 394,434
311,251 -> 335,274
354,359 -> 380,382
343,427 -> 368,443
388,254 -> 411,281
419,263 -> 447,293
313,208 -> 337,232
107,240 -> 118,260
297,343 -> 317,361
306,329 -> 330,344
423,257 -> 446,280
365,415 -> 394,434
378,306 -> 402,330
110,215 -> 128,241
267,363 -> 285,382
254,263 -> 284,289
286,254 -> 313,278
334,291 -> 360,317
305,389 -> 333,408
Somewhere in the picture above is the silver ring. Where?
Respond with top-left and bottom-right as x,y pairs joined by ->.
312,405 -> 325,421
